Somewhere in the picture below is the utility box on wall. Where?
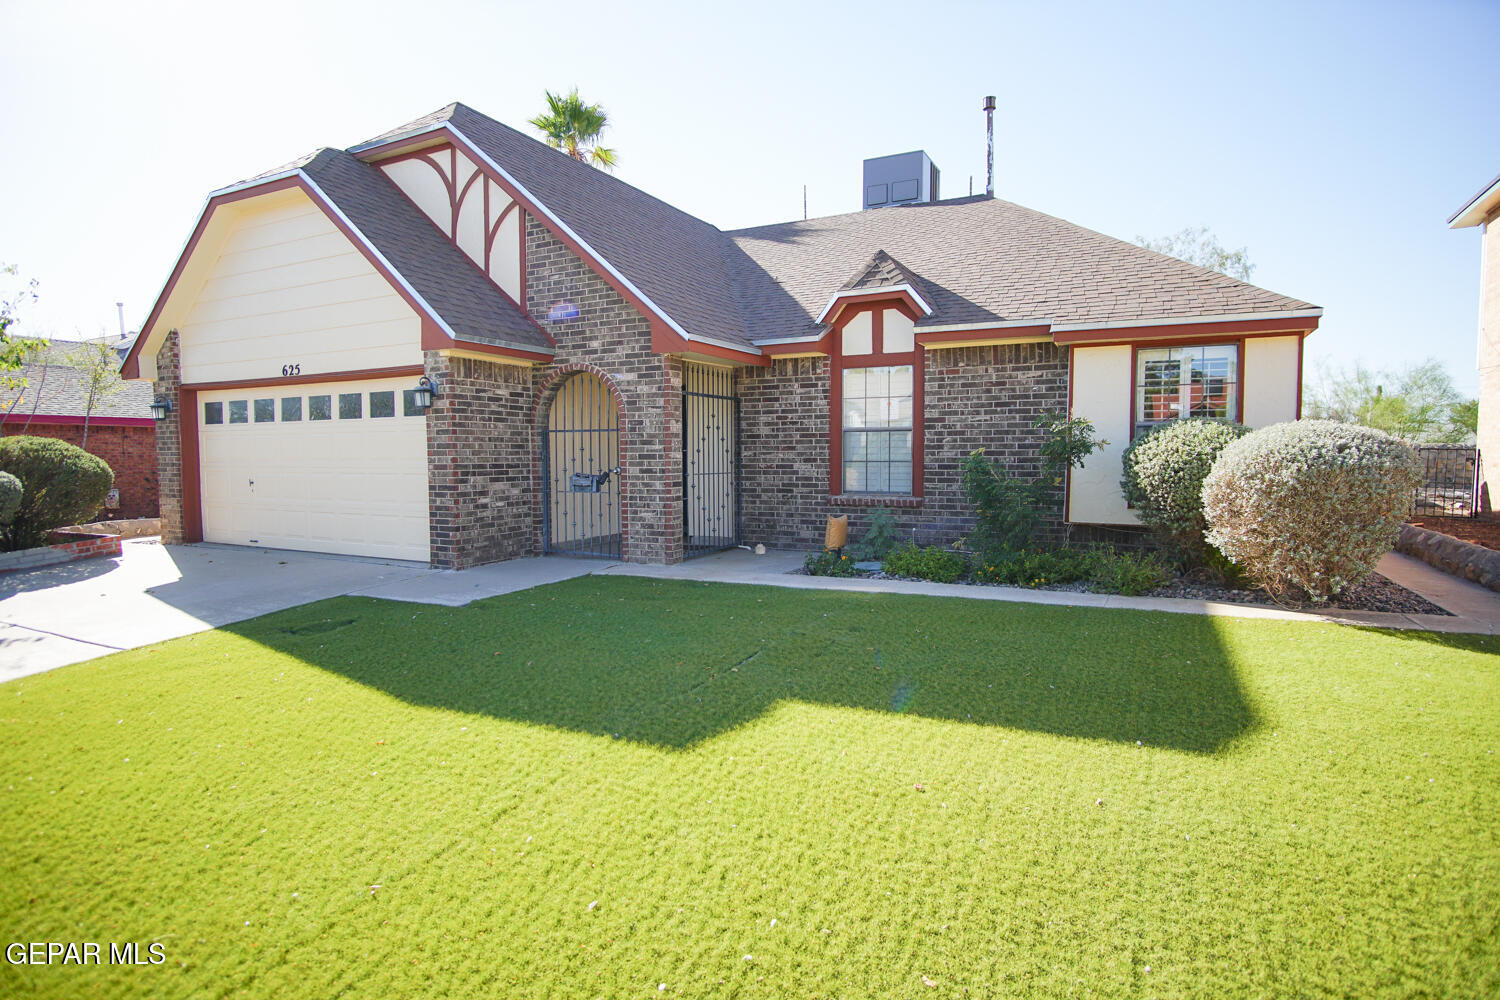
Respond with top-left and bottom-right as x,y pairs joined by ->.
863,151 -> 940,209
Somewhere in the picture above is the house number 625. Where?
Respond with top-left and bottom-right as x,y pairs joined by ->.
281,364 -> 302,376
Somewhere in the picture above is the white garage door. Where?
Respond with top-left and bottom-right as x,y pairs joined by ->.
198,377 -> 430,561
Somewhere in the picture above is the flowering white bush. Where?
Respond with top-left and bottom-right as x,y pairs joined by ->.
1121,418 -> 1248,564
1202,420 -> 1421,601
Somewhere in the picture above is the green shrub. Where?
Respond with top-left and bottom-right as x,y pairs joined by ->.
849,508 -> 903,562
0,436 -> 114,551
1202,421 -> 1421,602
1121,418 -> 1249,567
964,415 -> 1104,553
973,548 -> 1093,587
1084,546 -> 1171,596
0,471 -> 21,527
804,550 -> 860,577
882,544 -> 968,583
971,545 -> 1169,595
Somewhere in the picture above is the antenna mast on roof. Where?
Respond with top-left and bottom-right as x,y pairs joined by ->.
803,185 -> 807,220
983,95 -> 996,198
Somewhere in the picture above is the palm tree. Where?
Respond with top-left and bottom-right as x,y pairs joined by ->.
529,88 -> 619,171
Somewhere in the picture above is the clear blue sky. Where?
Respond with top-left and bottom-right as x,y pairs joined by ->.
3,0 -> 1496,392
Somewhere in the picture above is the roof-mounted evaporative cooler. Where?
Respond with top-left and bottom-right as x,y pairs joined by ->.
862,151 -> 940,210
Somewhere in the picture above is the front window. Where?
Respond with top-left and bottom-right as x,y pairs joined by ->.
843,365 -> 913,493
1136,344 -> 1237,429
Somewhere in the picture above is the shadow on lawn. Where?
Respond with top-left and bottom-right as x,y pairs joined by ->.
226,578 -> 1257,755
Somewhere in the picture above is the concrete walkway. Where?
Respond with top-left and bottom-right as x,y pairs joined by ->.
0,541 -> 598,680
598,548 -> 1500,635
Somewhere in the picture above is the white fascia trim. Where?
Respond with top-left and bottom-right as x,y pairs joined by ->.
815,283 -> 934,324
1052,308 -> 1323,332
753,332 -> 826,346
913,318 -> 1053,334
347,122 -> 453,156
297,172 -> 459,340
1449,175 -> 1500,228
444,124 -> 713,350
132,197 -> 215,362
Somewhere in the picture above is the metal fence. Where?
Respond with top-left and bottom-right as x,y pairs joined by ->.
1411,445 -> 1480,518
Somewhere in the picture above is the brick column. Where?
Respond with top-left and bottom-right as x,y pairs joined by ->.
425,350 -> 537,570
153,332 -> 185,544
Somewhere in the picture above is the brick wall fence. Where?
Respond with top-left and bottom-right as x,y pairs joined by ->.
526,217 -> 683,564
741,342 -> 1099,551
0,422 -> 158,519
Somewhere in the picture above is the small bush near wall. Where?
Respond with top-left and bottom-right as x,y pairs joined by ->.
0,436 -> 114,551
1122,418 -> 1248,568
0,471 -> 21,526
882,544 -> 968,584
1203,421 -> 1421,602
804,550 -> 860,577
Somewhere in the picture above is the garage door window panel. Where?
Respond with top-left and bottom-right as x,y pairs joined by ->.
229,400 -> 248,424
339,393 -> 362,419
204,401 -> 224,425
370,391 -> 395,418
402,390 -> 423,417
254,399 -> 275,423
309,395 -> 332,421
281,397 -> 302,422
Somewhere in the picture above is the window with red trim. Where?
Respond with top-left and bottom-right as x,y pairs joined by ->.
829,305 -> 923,497
1135,344 -> 1238,432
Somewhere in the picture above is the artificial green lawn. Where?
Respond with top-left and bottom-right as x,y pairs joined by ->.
2,577 -> 1497,999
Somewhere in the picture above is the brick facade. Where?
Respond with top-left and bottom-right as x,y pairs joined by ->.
153,332 -> 186,545
424,352 -> 535,570
1,422 -> 158,520
525,217 -> 683,564
740,342 -> 1078,551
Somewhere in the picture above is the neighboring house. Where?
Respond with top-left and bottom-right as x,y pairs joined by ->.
120,101 -> 1318,567
1449,172 -> 1500,515
1,343 -> 159,519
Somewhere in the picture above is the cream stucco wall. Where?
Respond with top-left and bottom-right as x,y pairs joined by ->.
1067,345 -> 1137,525
177,189 -> 422,384
1480,217 -> 1499,511
1241,335 -> 1301,428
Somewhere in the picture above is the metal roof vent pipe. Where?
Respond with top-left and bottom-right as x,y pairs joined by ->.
983,95 -> 996,198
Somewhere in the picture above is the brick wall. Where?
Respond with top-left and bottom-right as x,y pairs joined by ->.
741,342 -> 1078,551
153,332 -> 185,544
425,352 -> 536,570
0,422 -> 158,520
526,217 -> 682,563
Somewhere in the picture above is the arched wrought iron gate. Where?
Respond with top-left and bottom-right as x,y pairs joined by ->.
543,372 -> 622,558
683,364 -> 740,558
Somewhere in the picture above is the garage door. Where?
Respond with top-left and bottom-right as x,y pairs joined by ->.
198,377 -> 430,561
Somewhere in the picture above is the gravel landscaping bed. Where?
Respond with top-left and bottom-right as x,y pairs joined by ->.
803,567 -> 1451,616
1146,572 -> 1450,615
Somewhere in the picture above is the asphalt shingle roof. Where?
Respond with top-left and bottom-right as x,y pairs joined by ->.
0,345 -> 153,422
727,197 -> 1318,342
333,103 -> 1321,352
363,103 -> 756,349
295,148 -> 551,353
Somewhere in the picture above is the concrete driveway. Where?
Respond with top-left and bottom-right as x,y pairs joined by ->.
0,540 -> 602,680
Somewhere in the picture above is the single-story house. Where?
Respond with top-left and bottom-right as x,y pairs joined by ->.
1449,171 -> 1499,515
2,342 -> 159,519
121,101 -> 1319,567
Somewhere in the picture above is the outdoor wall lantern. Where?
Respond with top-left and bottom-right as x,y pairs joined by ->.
149,395 -> 174,421
411,375 -> 440,411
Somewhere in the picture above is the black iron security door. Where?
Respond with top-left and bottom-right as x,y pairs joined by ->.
683,364 -> 740,558
543,372 -> 622,558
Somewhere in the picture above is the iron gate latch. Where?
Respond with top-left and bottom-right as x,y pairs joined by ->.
569,467 -> 620,493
